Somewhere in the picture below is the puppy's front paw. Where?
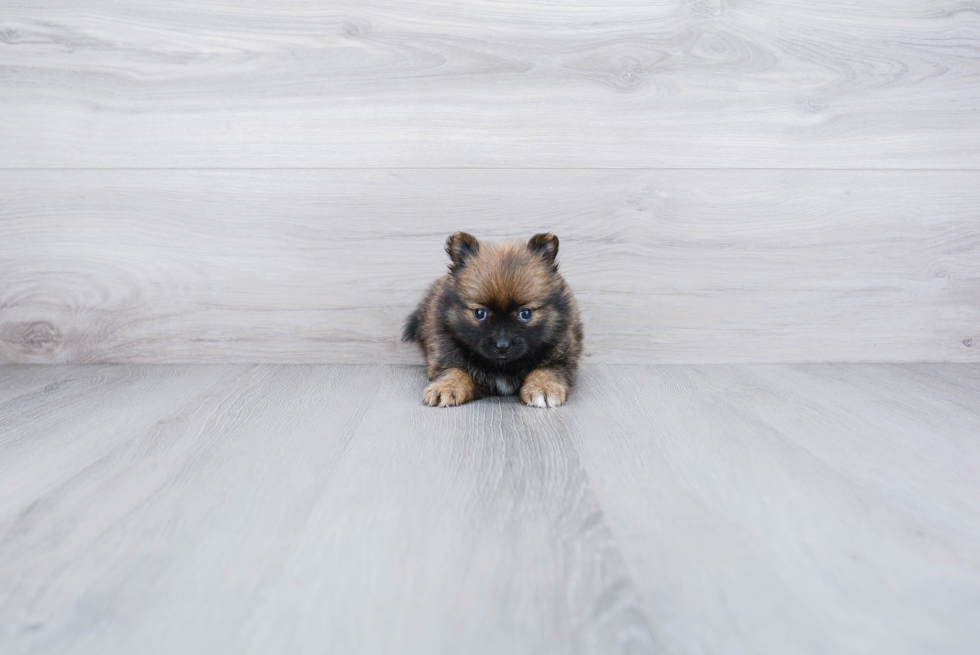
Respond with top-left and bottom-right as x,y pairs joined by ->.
423,368 -> 476,407
520,369 -> 568,408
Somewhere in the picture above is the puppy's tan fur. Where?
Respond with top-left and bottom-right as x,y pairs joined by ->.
423,368 -> 477,407
404,233 -> 583,407
519,368 -> 568,408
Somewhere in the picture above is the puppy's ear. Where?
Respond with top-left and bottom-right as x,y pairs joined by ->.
446,232 -> 480,271
527,233 -> 559,269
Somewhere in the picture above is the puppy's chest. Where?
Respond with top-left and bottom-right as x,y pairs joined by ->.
471,369 -> 522,396
493,376 -> 517,395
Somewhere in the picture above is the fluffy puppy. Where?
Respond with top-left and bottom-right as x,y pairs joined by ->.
403,232 -> 583,407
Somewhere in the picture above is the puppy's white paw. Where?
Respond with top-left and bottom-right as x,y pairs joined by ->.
520,369 -> 568,408
528,391 -> 563,408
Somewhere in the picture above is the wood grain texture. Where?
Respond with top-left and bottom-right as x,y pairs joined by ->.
1,169 -> 977,364
563,364 -> 980,655
0,364 -> 381,653
0,364 -> 657,654
2,363 -> 978,653
1,1 -> 978,168
242,366 -> 656,654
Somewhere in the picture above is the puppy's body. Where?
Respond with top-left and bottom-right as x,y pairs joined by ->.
404,233 -> 583,407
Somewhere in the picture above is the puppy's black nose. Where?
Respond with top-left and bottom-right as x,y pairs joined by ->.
495,338 -> 510,353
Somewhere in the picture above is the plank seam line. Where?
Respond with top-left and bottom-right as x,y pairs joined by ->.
2,168 -> 980,173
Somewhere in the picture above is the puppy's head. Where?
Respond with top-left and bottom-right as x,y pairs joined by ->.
443,232 -> 564,364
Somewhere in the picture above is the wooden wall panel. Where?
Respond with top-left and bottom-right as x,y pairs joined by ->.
0,0 -> 978,168
1,169 -> 977,364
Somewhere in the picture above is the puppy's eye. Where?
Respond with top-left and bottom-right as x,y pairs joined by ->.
517,308 -> 533,322
474,308 -> 488,322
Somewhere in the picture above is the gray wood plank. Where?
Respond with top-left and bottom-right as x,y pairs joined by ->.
0,364 -> 383,654
0,364 -> 247,511
2,169 -> 977,365
0,365 -> 77,405
1,1 -> 978,168
562,364 -> 980,655
243,366 -> 656,654
0,364 -> 656,654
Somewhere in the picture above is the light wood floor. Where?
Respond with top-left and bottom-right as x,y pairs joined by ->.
2,364 -> 977,654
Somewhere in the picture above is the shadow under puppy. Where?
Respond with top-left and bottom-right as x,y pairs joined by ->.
403,232 -> 583,407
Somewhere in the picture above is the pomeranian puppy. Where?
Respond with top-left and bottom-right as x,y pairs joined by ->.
403,232 -> 583,407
